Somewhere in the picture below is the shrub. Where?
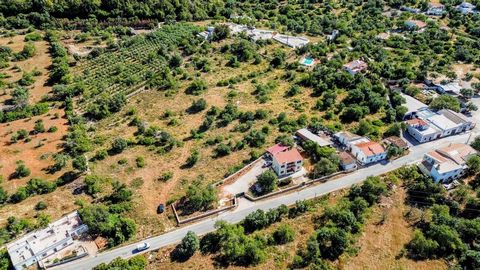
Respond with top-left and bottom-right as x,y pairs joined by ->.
94,149 -> 108,160
158,172 -> 173,182
35,201 -> 47,211
188,98 -> 207,113
13,161 -> 30,179
185,150 -> 200,167
110,138 -> 128,154
186,79 -> 207,95
214,143 -> 232,157
47,126 -> 58,133
72,155 -> 88,173
272,224 -> 295,245
135,156 -> 145,168
84,175 -> 104,196
24,32 -> 42,42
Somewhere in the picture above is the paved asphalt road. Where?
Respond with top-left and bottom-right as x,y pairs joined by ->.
55,132 -> 472,270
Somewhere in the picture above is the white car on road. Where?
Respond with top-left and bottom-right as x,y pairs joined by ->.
136,242 -> 150,251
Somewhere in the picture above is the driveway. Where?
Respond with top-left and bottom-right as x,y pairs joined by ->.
221,159 -> 267,197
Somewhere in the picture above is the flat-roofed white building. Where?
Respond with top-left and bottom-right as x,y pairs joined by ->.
7,211 -> 88,270
406,118 -> 442,143
406,108 -> 474,143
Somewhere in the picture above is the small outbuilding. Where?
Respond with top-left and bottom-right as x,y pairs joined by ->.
339,151 -> 357,171
383,136 -> 409,150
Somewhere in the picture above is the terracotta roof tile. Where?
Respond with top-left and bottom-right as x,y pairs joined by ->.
355,141 -> 385,156
273,148 -> 303,164
266,144 -> 289,156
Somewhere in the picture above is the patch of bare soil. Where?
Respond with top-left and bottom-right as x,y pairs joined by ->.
0,108 -> 69,192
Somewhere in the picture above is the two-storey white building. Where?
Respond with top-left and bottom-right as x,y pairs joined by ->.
418,143 -> 477,183
271,148 -> 304,177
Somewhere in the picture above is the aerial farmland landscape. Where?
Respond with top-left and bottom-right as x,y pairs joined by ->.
1,1 -> 480,269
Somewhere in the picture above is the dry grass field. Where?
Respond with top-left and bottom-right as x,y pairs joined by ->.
340,188 -> 447,270
0,33 -> 52,103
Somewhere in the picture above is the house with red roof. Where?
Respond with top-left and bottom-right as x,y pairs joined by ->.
266,143 -> 289,158
271,148 -> 304,176
405,20 -> 427,30
351,140 -> 387,165
343,60 -> 368,75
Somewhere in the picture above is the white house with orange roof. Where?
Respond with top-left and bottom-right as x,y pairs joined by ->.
405,20 -> 427,30
271,148 -> 304,176
350,140 -> 387,165
343,60 -> 368,75
419,143 -> 477,182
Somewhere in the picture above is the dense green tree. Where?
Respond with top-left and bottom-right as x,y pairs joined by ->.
184,181 -> 217,212
256,169 -> 278,195
186,79 -> 208,95
315,226 -> 348,260
407,230 -> 439,259
172,231 -> 200,261
270,50 -> 286,68
429,95 -> 461,112
312,157 -> 339,178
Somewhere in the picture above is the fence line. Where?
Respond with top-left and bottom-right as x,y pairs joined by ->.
172,197 -> 237,225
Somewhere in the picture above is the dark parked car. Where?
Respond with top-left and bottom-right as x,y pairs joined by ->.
157,203 -> 165,214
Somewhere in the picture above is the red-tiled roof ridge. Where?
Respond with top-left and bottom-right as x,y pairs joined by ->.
273,148 -> 303,164
406,118 -> 428,126
266,143 -> 289,156
355,141 -> 385,156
